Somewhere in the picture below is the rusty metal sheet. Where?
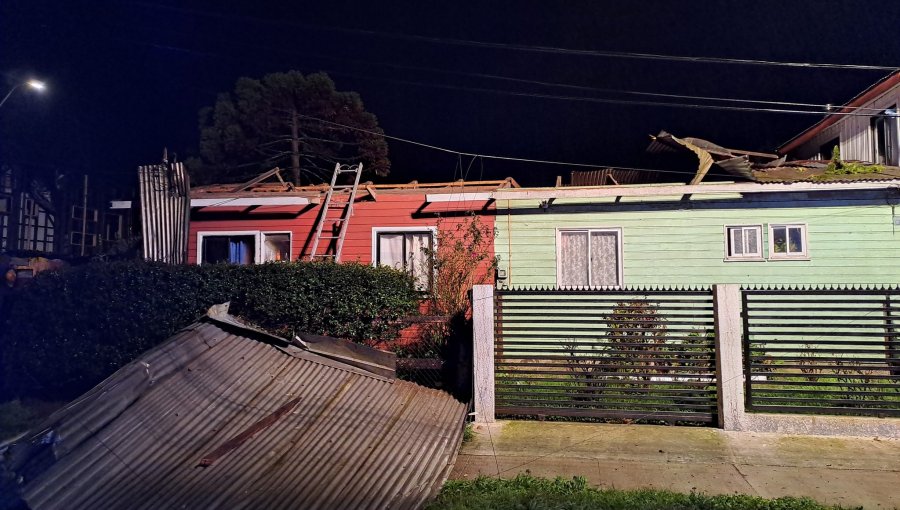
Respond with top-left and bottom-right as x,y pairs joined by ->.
3,310 -> 466,510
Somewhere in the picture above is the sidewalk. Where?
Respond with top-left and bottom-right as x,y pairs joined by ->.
451,420 -> 900,509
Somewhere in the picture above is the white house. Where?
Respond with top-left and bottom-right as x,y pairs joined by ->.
779,71 -> 900,165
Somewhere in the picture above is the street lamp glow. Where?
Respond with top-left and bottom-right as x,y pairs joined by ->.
0,78 -> 48,109
26,79 -> 46,91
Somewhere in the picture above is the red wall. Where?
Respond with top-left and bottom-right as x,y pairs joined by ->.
188,192 -> 496,281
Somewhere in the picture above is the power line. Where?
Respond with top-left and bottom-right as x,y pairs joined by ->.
116,23 -> 890,113
318,69 -> 883,118
131,1 -> 899,72
117,36 -> 884,118
296,113 -> 699,178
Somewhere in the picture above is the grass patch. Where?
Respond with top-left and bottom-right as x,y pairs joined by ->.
462,423 -> 475,443
426,475 -> 854,510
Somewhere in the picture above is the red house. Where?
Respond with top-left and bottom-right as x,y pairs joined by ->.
187,176 -> 517,295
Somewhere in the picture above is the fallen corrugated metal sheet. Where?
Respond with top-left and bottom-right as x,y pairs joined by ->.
567,168 -> 661,186
2,308 -> 467,510
138,162 -> 190,263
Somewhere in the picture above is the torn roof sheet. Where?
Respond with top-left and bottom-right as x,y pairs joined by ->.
2,310 -> 466,510
648,131 -> 900,184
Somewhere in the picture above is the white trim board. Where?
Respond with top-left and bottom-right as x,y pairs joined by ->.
109,197 -> 313,210
425,180 -> 900,202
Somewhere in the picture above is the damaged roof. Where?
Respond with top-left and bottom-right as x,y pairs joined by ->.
648,130 -> 900,183
191,170 -> 519,202
2,306 -> 467,510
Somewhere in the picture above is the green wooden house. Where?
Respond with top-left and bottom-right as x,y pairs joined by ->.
489,179 -> 900,289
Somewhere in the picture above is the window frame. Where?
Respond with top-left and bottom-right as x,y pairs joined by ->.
723,225 -> 764,261
371,226 -> 437,291
768,223 -> 809,260
555,227 -> 623,289
871,107 -> 899,166
196,230 -> 292,265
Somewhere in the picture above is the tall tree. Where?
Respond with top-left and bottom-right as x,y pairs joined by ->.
196,71 -> 389,184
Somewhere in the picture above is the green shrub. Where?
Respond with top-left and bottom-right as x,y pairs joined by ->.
1,260 -> 418,399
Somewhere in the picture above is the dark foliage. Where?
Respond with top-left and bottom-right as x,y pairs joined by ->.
194,70 -> 390,185
1,261 -> 418,399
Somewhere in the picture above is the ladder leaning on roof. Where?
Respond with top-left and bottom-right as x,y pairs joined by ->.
308,162 -> 363,262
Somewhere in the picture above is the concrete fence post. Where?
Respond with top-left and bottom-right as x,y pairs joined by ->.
472,284 -> 495,423
713,284 -> 746,431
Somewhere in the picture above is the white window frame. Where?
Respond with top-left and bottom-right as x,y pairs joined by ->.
768,223 -> 809,260
371,226 -> 438,290
196,230 -> 292,265
555,227 -> 623,288
724,225 -> 764,261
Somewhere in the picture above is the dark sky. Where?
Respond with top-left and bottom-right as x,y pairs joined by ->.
2,0 -> 899,188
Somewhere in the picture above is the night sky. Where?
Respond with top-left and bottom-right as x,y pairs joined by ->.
2,1 -> 899,188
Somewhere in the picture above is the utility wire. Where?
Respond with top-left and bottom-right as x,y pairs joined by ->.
131,1 -> 899,71
112,23 -> 891,113
319,69 -> 885,118
120,38 -> 886,118
296,113 -> 700,178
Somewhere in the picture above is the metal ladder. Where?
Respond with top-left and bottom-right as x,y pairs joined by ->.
308,162 -> 363,262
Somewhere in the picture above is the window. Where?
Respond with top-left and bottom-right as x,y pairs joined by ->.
373,228 -> 435,291
262,233 -> 290,262
769,224 -> 808,259
198,231 -> 292,265
556,228 -> 622,288
725,225 -> 763,260
872,108 -> 899,166
202,235 -> 256,264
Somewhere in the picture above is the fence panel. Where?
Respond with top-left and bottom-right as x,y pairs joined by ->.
495,287 -> 718,424
743,287 -> 900,417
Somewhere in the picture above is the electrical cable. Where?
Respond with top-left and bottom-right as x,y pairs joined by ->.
129,1 -> 899,72
295,113 -> 700,178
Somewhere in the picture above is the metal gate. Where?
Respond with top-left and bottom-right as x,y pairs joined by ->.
743,287 -> 900,417
494,287 -> 718,424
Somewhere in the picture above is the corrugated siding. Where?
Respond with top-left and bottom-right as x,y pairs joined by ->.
139,163 -> 190,264
9,321 -> 466,510
496,194 -> 900,287
793,87 -> 900,161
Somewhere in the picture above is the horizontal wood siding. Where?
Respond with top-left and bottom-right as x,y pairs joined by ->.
496,194 -> 900,287
189,195 -> 495,282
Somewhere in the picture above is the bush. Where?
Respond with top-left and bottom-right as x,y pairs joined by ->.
1,260 -> 419,399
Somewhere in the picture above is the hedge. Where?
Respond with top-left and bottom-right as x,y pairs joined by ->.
0,260 -> 419,399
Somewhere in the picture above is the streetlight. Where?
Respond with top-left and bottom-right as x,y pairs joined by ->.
0,79 -> 47,109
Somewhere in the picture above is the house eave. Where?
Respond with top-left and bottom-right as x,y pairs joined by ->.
486,180 -> 900,201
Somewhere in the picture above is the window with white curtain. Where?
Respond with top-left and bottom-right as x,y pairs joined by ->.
557,228 -> 622,288
375,230 -> 434,291
724,225 -> 763,260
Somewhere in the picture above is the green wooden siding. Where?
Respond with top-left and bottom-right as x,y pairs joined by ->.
496,194 -> 900,287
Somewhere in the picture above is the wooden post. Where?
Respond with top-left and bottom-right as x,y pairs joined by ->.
80,174 -> 89,256
713,284 -> 746,431
472,284 -> 495,423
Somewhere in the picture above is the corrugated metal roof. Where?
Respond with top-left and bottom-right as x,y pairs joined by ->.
567,169 -> 662,186
648,131 -> 900,185
2,311 -> 466,510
